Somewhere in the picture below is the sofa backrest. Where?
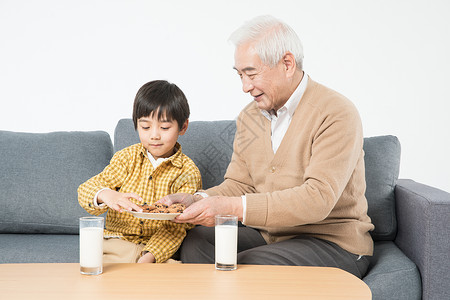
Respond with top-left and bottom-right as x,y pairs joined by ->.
114,119 -> 400,241
114,119 -> 236,189
0,130 -> 113,234
363,135 -> 401,241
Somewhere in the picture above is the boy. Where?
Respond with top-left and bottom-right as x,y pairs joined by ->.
78,80 -> 202,263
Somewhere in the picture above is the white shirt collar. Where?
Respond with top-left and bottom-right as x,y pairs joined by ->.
147,150 -> 169,169
261,72 -> 308,120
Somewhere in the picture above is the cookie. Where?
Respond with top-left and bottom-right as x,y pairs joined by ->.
170,203 -> 185,209
139,203 -> 184,214
167,203 -> 185,213
151,209 -> 169,213
154,203 -> 169,209
141,204 -> 156,212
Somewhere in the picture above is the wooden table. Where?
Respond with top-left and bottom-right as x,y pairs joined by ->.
0,263 -> 371,299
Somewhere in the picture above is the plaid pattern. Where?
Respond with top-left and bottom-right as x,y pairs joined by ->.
78,142 -> 201,263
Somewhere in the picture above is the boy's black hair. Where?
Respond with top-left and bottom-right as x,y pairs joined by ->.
132,80 -> 190,130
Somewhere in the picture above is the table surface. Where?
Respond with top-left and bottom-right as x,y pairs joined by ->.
0,263 -> 371,299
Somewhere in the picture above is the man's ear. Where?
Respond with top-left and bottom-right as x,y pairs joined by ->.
179,119 -> 189,135
283,51 -> 297,77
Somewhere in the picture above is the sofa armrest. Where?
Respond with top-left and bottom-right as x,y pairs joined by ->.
394,179 -> 450,300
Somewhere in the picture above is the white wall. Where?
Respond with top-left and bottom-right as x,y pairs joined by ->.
1,0 -> 449,192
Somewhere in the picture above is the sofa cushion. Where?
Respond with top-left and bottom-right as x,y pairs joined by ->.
113,119 -> 139,153
363,136 -> 401,241
0,234 -> 79,263
364,241 -> 421,300
0,130 -> 113,234
114,119 -> 236,189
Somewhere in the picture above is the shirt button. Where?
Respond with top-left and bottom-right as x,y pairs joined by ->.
270,166 -> 276,173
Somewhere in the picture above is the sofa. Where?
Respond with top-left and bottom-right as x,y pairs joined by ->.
1,119 -> 449,300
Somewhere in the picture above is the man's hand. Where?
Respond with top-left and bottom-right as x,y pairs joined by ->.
97,189 -> 143,212
157,193 -> 200,208
172,196 -> 243,227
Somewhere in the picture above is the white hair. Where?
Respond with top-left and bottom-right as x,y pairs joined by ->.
229,15 -> 304,70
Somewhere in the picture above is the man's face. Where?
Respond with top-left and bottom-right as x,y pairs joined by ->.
233,43 -> 291,112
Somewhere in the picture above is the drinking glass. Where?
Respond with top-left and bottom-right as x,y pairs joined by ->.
79,216 -> 104,275
215,215 -> 238,271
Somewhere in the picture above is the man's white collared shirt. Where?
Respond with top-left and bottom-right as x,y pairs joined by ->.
260,73 -> 308,153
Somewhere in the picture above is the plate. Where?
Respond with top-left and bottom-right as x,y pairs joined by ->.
128,211 -> 181,220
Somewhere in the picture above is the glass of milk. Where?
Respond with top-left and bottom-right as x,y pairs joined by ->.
215,215 -> 238,271
79,216 -> 104,275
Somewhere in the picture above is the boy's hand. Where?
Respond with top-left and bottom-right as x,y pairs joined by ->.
157,193 -> 202,208
138,252 -> 155,263
97,189 -> 143,212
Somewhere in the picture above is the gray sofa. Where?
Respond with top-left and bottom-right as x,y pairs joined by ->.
1,119 -> 449,300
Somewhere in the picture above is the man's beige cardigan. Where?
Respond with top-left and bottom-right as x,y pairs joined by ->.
206,77 -> 374,256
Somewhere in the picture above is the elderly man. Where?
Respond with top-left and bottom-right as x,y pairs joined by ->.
160,15 -> 374,278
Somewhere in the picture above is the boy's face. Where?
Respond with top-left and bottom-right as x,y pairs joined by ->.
137,113 -> 188,160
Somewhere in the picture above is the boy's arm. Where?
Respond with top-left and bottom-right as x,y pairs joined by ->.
78,150 -> 130,215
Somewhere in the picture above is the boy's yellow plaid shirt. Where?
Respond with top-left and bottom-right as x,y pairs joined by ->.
78,143 -> 202,263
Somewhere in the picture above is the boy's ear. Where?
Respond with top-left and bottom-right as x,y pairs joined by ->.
179,119 -> 189,136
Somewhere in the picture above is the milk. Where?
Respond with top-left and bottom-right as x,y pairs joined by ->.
215,224 -> 238,265
80,227 -> 103,268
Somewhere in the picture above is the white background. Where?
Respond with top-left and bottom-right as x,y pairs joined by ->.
1,0 -> 449,192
